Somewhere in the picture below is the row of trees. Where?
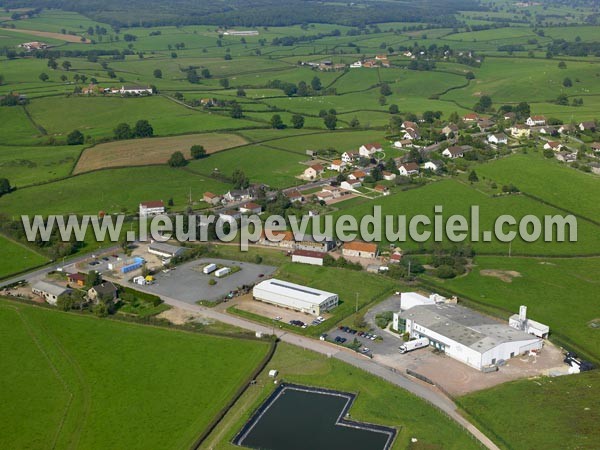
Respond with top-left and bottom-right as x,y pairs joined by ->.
113,120 -> 154,140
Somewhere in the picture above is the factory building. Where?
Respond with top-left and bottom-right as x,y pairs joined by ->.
398,304 -> 544,371
252,279 -> 338,316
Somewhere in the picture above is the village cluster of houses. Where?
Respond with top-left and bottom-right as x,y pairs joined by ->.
350,54 -> 391,68
19,41 -> 49,51
81,84 -> 153,96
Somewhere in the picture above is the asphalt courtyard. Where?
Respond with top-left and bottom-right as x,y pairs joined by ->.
141,258 -> 276,303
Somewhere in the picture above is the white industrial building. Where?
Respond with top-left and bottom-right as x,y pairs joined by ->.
509,305 -> 550,338
291,250 -> 324,266
398,304 -> 544,371
391,292 -> 450,330
31,281 -> 71,305
148,242 -> 185,259
252,279 -> 338,316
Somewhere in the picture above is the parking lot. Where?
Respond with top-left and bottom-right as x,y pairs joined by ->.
139,258 -> 276,303
326,326 -> 380,356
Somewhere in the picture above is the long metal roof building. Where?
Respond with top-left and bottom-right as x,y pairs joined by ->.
252,279 -> 338,316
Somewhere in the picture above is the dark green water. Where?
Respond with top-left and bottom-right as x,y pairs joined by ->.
239,388 -> 391,450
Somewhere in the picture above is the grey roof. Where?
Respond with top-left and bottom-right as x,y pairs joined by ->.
400,304 -> 538,353
32,281 -> 70,297
91,281 -> 117,296
149,242 -> 185,256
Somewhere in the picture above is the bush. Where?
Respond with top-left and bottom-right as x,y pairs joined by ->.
208,279 -> 217,286
67,129 -> 84,145
436,265 -> 457,279
168,151 -> 187,167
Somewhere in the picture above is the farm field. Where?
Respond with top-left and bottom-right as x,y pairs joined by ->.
0,298 -> 269,450
201,343 -> 480,450
458,371 -> 600,450
427,255 -> 600,362
73,132 -> 247,173
0,235 -> 48,279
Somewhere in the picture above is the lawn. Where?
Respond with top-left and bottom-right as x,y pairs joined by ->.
0,299 -> 270,450
73,132 -> 247,173
457,371 -> 600,450
475,152 -> 600,223
0,235 -> 49,279
201,343 -> 481,450
425,255 -> 600,362
0,165 -> 232,216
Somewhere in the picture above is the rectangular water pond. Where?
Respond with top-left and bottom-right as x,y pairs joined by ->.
234,383 -> 396,450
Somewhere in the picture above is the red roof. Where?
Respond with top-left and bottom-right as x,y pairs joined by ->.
241,202 -> 261,210
344,241 -> 378,253
204,192 -> 217,199
363,143 -> 381,150
68,273 -> 86,282
140,200 -> 164,208
293,249 -> 324,259
310,164 -> 324,171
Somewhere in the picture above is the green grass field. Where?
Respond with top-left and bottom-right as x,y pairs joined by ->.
426,255 -> 600,362
457,371 -> 600,450
202,343 -> 481,450
0,235 -> 49,279
0,299 -> 269,450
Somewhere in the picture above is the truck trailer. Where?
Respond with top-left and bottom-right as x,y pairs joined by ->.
203,263 -> 217,274
215,267 -> 231,278
399,337 -> 429,354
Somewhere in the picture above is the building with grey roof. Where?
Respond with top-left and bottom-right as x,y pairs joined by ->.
31,281 -> 71,305
148,242 -> 186,259
253,279 -> 338,316
399,304 -> 543,370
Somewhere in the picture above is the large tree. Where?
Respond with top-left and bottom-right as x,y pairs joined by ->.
0,178 -> 11,196
114,122 -> 133,140
67,129 -> 84,145
232,169 -> 250,189
270,114 -> 284,129
168,151 -> 187,167
323,114 -> 337,130
134,120 -> 153,137
291,114 -> 304,129
190,145 -> 207,159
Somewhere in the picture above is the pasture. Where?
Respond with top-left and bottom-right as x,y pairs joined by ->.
0,299 -> 269,450
73,132 -> 247,173
0,235 -> 48,279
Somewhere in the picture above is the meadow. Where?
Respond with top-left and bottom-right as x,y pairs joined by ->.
457,371 -> 600,450
427,255 -> 600,362
201,343 -> 481,450
0,235 -> 48,279
0,298 -> 270,450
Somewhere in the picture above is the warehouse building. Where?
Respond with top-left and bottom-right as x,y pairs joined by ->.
31,281 -> 71,305
148,242 -> 185,259
398,304 -> 543,371
291,250 -> 324,266
252,279 -> 338,316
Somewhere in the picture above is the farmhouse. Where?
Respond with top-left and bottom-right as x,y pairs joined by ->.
203,192 -> 222,205
303,164 -> 324,179
88,282 -> 118,303
398,303 -> 544,371
149,241 -> 185,258
477,119 -> 495,131
462,113 -> 479,122
31,281 -> 71,305
503,112 -> 516,121
223,30 -> 259,36
539,126 -> 557,135
402,121 -> 418,131
252,279 -> 338,316
224,188 -> 255,203
543,141 -> 563,151
423,160 -> 443,171
358,143 -> 382,157
342,241 -> 378,259
139,200 -> 165,217
442,146 -> 472,159
556,151 -> 577,163
292,249 -> 324,266
526,115 -> 546,126
119,85 -> 153,95
442,124 -> 458,136
67,273 -> 86,287
488,133 -> 508,145
20,41 -> 49,51
239,202 -> 262,214
579,121 -> 597,132
399,162 -> 419,176
510,125 -> 531,138
382,171 -> 396,181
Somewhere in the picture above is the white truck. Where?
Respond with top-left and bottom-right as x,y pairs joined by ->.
399,337 -> 429,354
215,267 -> 231,278
203,263 -> 217,274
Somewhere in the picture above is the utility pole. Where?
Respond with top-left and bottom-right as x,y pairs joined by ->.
408,260 -> 411,279
509,241 -> 512,258
355,292 -> 359,313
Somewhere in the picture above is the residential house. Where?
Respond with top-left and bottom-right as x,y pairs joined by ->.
443,145 -> 472,159
32,281 -> 71,305
579,121 -> 597,132
393,139 -> 412,149
510,125 -> 531,138
341,152 -> 357,164
341,180 -> 361,190
200,98 -> 217,107
399,162 -> 419,176
342,241 -> 379,259
348,170 -> 366,181
526,115 -> 546,126
239,202 -> 262,214
329,159 -> 345,172
316,191 -> 333,202
556,152 -> 577,163
286,190 -> 304,203
543,141 -> 563,152
350,61 -> 363,68
224,188 -> 255,203
219,209 -> 241,224
382,171 -> 397,181
402,129 -> 420,141
503,112 -> 516,121
203,192 -> 222,205
462,113 -> 479,122
139,200 -> 165,217
67,273 -> 86,287
304,164 -> 324,179
558,124 -> 575,134
423,160 -> 443,172
477,119 -> 495,131
488,133 -> 508,145
20,41 -> 49,51
539,126 -> 557,135
359,143 -> 382,158
82,83 -> 102,95
374,185 -> 390,196
442,124 -> 458,136
88,282 -> 118,303
591,142 -> 600,153
589,162 -> 600,175
402,121 -> 418,131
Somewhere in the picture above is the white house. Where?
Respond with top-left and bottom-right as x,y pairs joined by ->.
393,139 -> 412,149
558,124 -> 575,134
203,192 -> 222,205
488,133 -> 508,145
348,170 -> 366,181
359,143 -> 382,157
402,121 -> 418,131
382,171 -> 397,181
402,129 -> 419,141
423,160 -> 443,171
399,162 -> 419,176
526,115 -> 546,126
139,200 -> 165,217
239,202 -> 263,214
442,124 -> 458,136
120,85 -> 153,95
340,180 -> 361,190
303,164 -> 324,179
350,61 -> 362,68
443,146 -> 471,159
543,141 -> 563,152
579,121 -> 596,132
341,152 -> 357,164
510,125 -> 531,138
329,159 -> 345,172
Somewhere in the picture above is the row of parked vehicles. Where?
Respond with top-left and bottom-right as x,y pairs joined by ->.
338,326 -> 378,340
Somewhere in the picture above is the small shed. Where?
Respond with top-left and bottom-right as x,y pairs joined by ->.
268,369 -> 279,378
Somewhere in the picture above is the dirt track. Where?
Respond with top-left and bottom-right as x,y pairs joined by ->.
3,27 -> 90,43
